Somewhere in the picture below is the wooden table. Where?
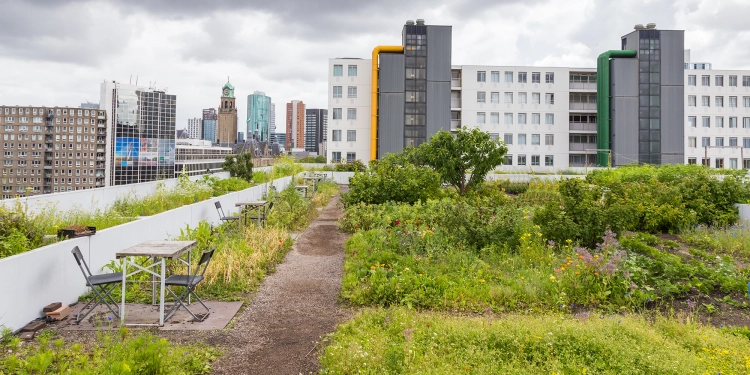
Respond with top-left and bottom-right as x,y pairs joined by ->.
303,177 -> 320,192
235,200 -> 269,229
116,240 -> 197,326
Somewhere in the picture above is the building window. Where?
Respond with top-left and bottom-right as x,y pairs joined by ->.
503,154 -> 512,165
531,134 -> 540,145
504,113 -> 513,125
490,112 -> 499,124
347,130 -> 356,142
701,75 -> 710,86
504,71 -> 513,83
545,155 -> 554,166
347,86 -> 357,98
348,65 -> 357,76
687,75 -> 696,86
745,118 -> 750,128
491,71 -> 500,82
347,108 -> 357,120
489,133 -> 499,141
518,113 -> 527,125
518,72 -> 527,83
687,117 -> 696,127
730,117 -> 738,128
518,92 -> 527,104
688,137 -> 696,148
744,97 -> 750,107
730,97 -> 738,107
531,155 -> 540,166
331,152 -> 341,162
517,155 -> 526,165
744,138 -> 750,148
490,92 -> 499,104
518,134 -> 527,145
532,93 -> 540,104
730,137 -> 738,146
744,76 -> 750,87
545,72 -> 554,83
332,108 -> 342,120
504,92 -> 513,104
333,65 -> 343,76
332,86 -> 342,98
702,137 -> 710,147
701,96 -> 710,107
545,93 -> 554,104
716,76 -> 724,86
545,114 -> 554,125
477,71 -> 486,82
332,130 -> 342,142
688,96 -> 696,106
532,113 -> 541,125
730,75 -> 738,86
477,92 -> 486,103
730,158 -> 738,169
532,72 -> 540,83
477,112 -> 486,124
545,134 -> 554,145
503,133 -> 513,144
702,117 -> 710,127
716,97 -> 724,107
716,117 -> 724,128
715,158 -> 724,169
716,137 -> 724,147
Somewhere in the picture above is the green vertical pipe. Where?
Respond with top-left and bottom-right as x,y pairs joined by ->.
596,50 -> 637,167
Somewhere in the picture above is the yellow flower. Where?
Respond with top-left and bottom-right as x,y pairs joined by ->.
549,275 -> 556,282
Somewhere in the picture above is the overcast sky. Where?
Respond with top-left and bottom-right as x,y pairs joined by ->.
1,0 -> 748,133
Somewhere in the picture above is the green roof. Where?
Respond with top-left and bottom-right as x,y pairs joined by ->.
223,81 -> 234,90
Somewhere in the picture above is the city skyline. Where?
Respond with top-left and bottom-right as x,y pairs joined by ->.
1,1 -> 748,131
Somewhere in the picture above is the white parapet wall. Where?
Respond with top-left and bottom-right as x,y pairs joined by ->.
0,175 -> 291,332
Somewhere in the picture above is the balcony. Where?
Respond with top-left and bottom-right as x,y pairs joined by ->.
569,82 -> 597,90
569,143 -> 598,152
96,156 -> 105,161
569,103 -> 597,111
97,115 -> 105,120
451,120 -> 461,131
97,141 -> 105,145
451,98 -> 461,108
97,148 -> 104,152
451,78 -> 462,88
569,122 -> 598,132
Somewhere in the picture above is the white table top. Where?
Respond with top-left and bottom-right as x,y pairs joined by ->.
116,240 -> 197,259
236,200 -> 268,207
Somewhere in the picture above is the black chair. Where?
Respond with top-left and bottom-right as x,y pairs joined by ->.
71,246 -> 123,324
164,247 -> 216,322
246,201 -> 274,227
214,201 -> 238,231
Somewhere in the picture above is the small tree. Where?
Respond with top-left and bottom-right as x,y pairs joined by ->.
222,152 -> 254,182
418,128 -> 507,195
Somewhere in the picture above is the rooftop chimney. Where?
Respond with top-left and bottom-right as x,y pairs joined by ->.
646,23 -> 656,29
416,19 -> 425,25
634,24 -> 644,30
406,20 -> 415,25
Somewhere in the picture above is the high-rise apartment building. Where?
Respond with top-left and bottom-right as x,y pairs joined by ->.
286,100 -> 305,149
0,106 -> 107,198
100,81 -> 176,186
217,80 -> 237,144
270,103 -> 276,143
304,109 -> 328,153
247,91 -> 271,142
202,108 -> 217,143
187,117 -> 202,139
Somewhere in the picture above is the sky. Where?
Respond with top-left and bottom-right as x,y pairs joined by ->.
1,0 -> 749,134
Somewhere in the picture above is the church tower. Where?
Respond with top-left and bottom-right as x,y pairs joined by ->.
217,79 -> 238,144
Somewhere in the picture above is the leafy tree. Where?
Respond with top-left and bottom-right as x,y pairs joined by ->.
222,152 -> 254,182
417,128 -> 507,195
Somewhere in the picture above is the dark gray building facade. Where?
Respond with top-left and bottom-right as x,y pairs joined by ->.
610,27 -> 684,166
304,108 -> 327,154
378,21 -> 452,157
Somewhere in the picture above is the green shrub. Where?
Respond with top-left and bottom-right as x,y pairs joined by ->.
222,152 -> 254,182
495,180 -> 529,195
334,160 -> 366,172
299,155 -> 327,163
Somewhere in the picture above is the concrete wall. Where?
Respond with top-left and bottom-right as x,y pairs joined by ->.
0,175 -> 292,332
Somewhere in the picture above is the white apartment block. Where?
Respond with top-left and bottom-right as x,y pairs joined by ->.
327,58 -> 372,163
684,70 -> 750,169
187,117 -> 201,139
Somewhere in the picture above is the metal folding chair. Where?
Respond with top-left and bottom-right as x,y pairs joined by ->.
71,246 -> 123,323
214,201 -> 239,231
164,247 -> 216,322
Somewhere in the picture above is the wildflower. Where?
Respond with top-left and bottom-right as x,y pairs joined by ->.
547,240 -> 556,247
108,316 -> 113,321
7,349 -> 12,354
575,271 -> 580,275
549,275 -> 556,282
394,220 -> 400,226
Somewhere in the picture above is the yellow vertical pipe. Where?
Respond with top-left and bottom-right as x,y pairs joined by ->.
370,46 -> 404,161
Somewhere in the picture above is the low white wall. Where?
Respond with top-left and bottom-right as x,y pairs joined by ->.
0,175 -> 292,332
486,174 -> 586,182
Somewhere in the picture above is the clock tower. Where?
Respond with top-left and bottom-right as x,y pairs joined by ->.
217,79 -> 238,144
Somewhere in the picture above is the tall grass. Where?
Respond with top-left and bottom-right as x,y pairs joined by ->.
321,307 -> 750,375
682,224 -> 750,261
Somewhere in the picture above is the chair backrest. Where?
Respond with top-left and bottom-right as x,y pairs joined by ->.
71,246 -> 93,279
194,247 -> 216,278
214,201 -> 225,217
267,201 -> 274,213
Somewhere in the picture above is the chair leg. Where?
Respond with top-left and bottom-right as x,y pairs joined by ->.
76,284 -> 121,324
163,285 -> 191,321
164,285 -> 210,322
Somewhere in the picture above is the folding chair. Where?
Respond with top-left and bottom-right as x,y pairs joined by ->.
214,201 -> 239,231
71,246 -> 123,324
246,201 -> 274,227
164,247 -> 216,322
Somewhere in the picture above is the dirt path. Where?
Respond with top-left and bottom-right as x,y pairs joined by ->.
208,191 -> 350,374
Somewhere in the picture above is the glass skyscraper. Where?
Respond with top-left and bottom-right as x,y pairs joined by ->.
246,91 -> 271,142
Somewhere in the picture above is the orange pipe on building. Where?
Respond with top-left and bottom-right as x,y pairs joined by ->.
370,46 -> 404,161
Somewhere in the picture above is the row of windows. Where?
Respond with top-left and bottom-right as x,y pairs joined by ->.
331,130 -> 357,142
330,108 -> 357,120
1,108 -> 103,117
477,112 -> 555,125
476,71 -> 556,84
332,86 -> 358,99
475,92 -> 561,105
502,154 -> 554,166
330,151 -> 357,163
687,158 -> 748,169
332,65 -> 358,77
687,116 -> 750,128
687,75 -> 750,87
687,95 -> 750,107
495,133 -> 555,146
688,136 -> 750,148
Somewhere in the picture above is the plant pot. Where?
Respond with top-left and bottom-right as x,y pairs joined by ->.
57,226 -> 96,240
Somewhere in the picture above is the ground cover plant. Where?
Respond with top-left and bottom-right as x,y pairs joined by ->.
320,307 -> 750,375
0,327 -> 219,374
